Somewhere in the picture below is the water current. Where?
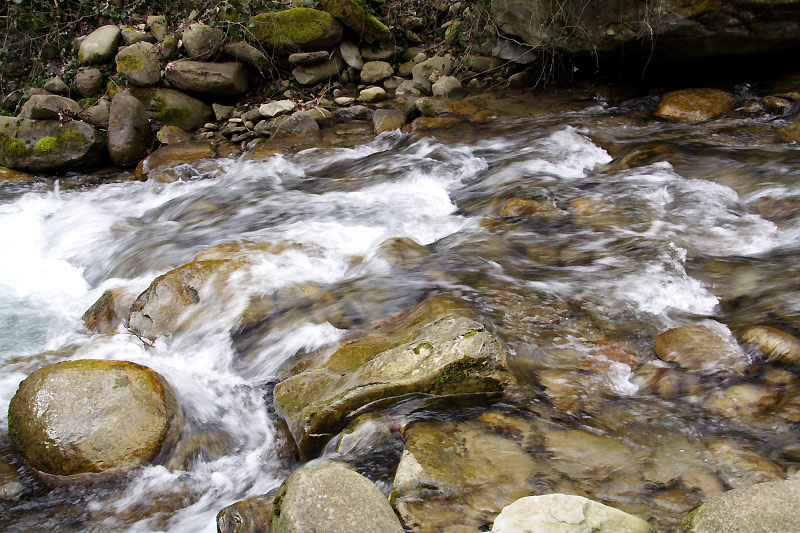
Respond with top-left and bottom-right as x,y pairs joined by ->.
1,89 -> 799,531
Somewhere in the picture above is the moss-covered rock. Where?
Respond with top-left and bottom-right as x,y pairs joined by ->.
123,87 -> 213,131
7,359 -> 181,477
250,8 -> 343,51
319,0 -> 390,44
115,41 -> 162,87
654,88 -> 736,123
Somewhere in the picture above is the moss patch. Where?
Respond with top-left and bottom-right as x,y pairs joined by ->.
0,133 -> 28,161
116,53 -> 145,73
319,0 -> 390,44
250,8 -> 342,50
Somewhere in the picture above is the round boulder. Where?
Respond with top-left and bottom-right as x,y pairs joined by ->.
108,91 -> 152,167
78,25 -> 122,64
115,41 -> 162,87
654,88 -> 736,123
182,23 -> 223,60
8,359 -> 181,476
655,324 -> 747,374
73,68 -> 105,98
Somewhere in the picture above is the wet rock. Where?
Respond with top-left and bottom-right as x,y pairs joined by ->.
225,41 -> 271,74
339,40 -> 364,69
156,125 -> 192,145
251,8 -> 343,51
165,61 -> 249,96
82,288 -> 138,333
73,68 -> 105,98
272,462 -> 402,533
108,91 -> 152,166
655,324 -> 748,374
182,23 -> 223,60
334,413 -> 394,455
292,54 -> 345,85
0,166 -> 35,182
305,106 -> 334,126
373,109 -> 406,133
679,479 -> 800,532
777,117 -> 800,143
644,434 -> 724,496
289,51 -> 329,64
359,86 -> 387,103
502,197 -> 566,221
654,89 -> 736,124
8,359 -> 181,477
44,77 -> 69,95
360,61 -> 393,84
19,95 -> 81,119
432,76 -> 463,98
259,99 -> 295,118
79,25 -> 122,64
705,384 -> 780,423
85,98 -> 110,128
319,0 -> 390,44
391,419 -> 540,531
409,116 -> 462,131
115,41 -> 162,87
545,428 -> 640,482
216,489 -> 277,533
129,87 -> 213,131
134,140 -> 216,181
273,298 -> 508,456
570,196 -> 628,230
741,326 -> 800,365
707,439 -> 785,489
491,494 -> 654,533
0,459 -> 23,500
121,26 -> 155,45
273,111 -> 320,138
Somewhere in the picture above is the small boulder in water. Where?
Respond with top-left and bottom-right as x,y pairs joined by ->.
741,326 -> 800,365
216,489 -> 278,533
655,324 -> 748,374
8,359 -> 181,477
707,439 -> 785,489
135,140 -> 216,181
82,287 -> 138,333
654,88 -> 736,123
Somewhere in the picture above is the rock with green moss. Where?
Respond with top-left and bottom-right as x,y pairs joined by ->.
19,95 -> 81,120
319,0 -> 390,44
115,42 -> 162,87
108,91 -> 152,166
270,462 -> 403,533
78,25 -> 122,64
250,8 -> 343,51
164,60 -> 249,96
121,26 -> 156,45
273,303 -> 510,457
182,23 -> 224,61
8,359 -> 182,478
126,87 -> 213,131
0,116 -> 106,173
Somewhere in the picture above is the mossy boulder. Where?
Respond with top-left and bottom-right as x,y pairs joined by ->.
654,88 -> 736,123
273,299 -> 510,457
164,60 -> 249,96
78,25 -> 122,64
250,8 -> 343,51
319,0 -> 390,44
0,116 -> 106,173
124,87 -> 213,131
108,91 -> 152,167
270,462 -> 403,533
115,41 -> 162,87
7,359 -> 181,477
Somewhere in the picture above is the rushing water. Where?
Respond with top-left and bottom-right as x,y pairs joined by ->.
1,88 -> 799,531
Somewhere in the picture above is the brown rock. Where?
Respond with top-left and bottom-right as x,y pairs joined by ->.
742,326 -> 800,365
135,140 -> 216,181
654,88 -> 736,124
655,324 -> 747,373
108,91 -> 152,166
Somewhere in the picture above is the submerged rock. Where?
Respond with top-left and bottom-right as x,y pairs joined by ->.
654,89 -> 736,124
0,459 -> 23,501
270,462 -> 403,533
8,359 -> 181,477
655,324 -> 748,374
491,494 -> 654,533
741,326 -> 800,365
707,439 -> 785,489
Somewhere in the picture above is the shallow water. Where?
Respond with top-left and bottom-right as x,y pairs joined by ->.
1,89 -> 799,531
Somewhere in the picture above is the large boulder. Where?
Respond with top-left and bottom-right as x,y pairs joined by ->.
270,462 -> 403,533
0,116 -> 106,173
18,95 -> 81,119
108,91 -> 152,167
128,87 -> 213,131
7,359 -> 181,477
292,54 -> 345,85
79,25 -> 122,64
654,89 -> 736,123
679,479 -> 800,532
250,8 -> 343,51
164,60 -> 249,96
182,23 -> 223,61
273,299 -> 510,456
319,0 -> 390,44
115,41 -> 162,87
492,494 -> 654,533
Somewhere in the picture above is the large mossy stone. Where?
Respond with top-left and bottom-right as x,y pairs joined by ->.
0,116 -> 106,173
273,299 -> 510,457
679,479 -> 800,532
654,88 -> 736,123
164,60 -> 249,96
115,41 -> 162,87
492,494 -> 654,533
126,87 -> 213,131
319,0 -> 390,44
270,462 -> 403,533
7,359 -> 181,477
108,91 -> 152,166
250,8 -> 343,51
78,25 -> 122,64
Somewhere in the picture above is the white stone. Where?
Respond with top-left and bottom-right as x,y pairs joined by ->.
259,99 -> 296,118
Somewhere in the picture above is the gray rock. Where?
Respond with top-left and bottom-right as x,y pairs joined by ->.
289,51 -> 330,64
359,86 -> 387,103
225,41 -> 271,74
108,91 -> 152,166
131,87 -> 213,131
412,56 -> 453,85
85,98 -> 111,127
146,15 -> 168,42
121,27 -> 156,45
160,35 -> 179,60
182,23 -> 223,60
492,39 -> 537,65
432,76 -> 463,97
339,40 -> 364,69
259,99 -> 295,118
492,494 -> 654,533
274,111 -> 320,138
271,463 -> 404,533
383,76 -> 404,91
360,61 -> 393,84
373,109 -> 406,133
79,25 -> 122,64
116,41 -> 162,87
395,79 -> 421,98
333,104 -> 373,121
73,68 -> 105,98
305,106 -> 334,126
241,108 -> 263,122
212,103 -> 235,121
292,55 -> 345,85
360,44 -> 403,61
165,61 -> 249,96
335,96 -> 355,106
43,77 -> 69,96
19,95 -> 81,120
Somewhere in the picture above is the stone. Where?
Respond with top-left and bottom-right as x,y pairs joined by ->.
7,359 -> 181,477
160,34 -> 179,60
335,96 -> 355,106
116,41 -> 162,87
655,324 -> 748,374
741,326 -> 800,365
216,490 -> 277,533
705,385 -> 781,424
655,89 -> 736,124
544,428 -> 639,482
305,106 -> 334,126
0,116 -> 106,173
409,116 -> 462,131
182,23 -> 223,61
83,288 -> 138,333
412,55 -> 453,85
273,111 -> 320,138
289,51 -> 330,64
19,95 -> 81,120
124,87 -> 213,131
273,300 -> 509,456
395,79 -> 421,98
121,26 -> 155,45
292,55 -> 345,85
464,55 -> 504,73
79,25 -> 122,64
146,15 -> 168,42
679,479 -> 800,532
225,41 -> 271,74
507,71 -> 535,88
360,61 -> 393,84
43,77 -> 69,95
271,462 -> 403,533
319,0 -> 390,44
164,60 -> 249,96
492,494 -> 654,533
777,117 -> 800,143
359,86 -> 387,103
156,125 -> 192,145
259,99 -> 295,118
339,40 -> 364,69
73,68 -> 105,98
0,166 -> 35,182
85,98 -> 110,128
373,109 -> 406,133
707,439 -> 785,489
0,459 -> 23,500
134,139 -> 216,182
492,39 -> 537,65
108,91 -> 152,167
502,198 -> 566,221
333,104 -> 373,121
432,76 -> 463,97
212,103 -> 235,121
250,8 -> 343,51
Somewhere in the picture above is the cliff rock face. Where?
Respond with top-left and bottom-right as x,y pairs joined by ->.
491,0 -> 800,59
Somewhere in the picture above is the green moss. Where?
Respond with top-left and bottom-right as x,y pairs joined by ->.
250,8 -> 341,49
320,0 -> 390,43
0,134 -> 28,160
116,53 -> 145,73
33,129 -> 87,154
34,136 -> 59,153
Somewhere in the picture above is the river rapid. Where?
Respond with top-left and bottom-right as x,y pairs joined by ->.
1,87 -> 799,531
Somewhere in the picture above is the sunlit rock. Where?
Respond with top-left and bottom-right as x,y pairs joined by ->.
654,89 -> 736,124
741,326 -> 800,365
707,439 -> 785,489
655,324 -> 748,374
79,25 -> 122,64
134,140 -> 216,181
115,41 -> 161,87
82,287 -> 138,334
